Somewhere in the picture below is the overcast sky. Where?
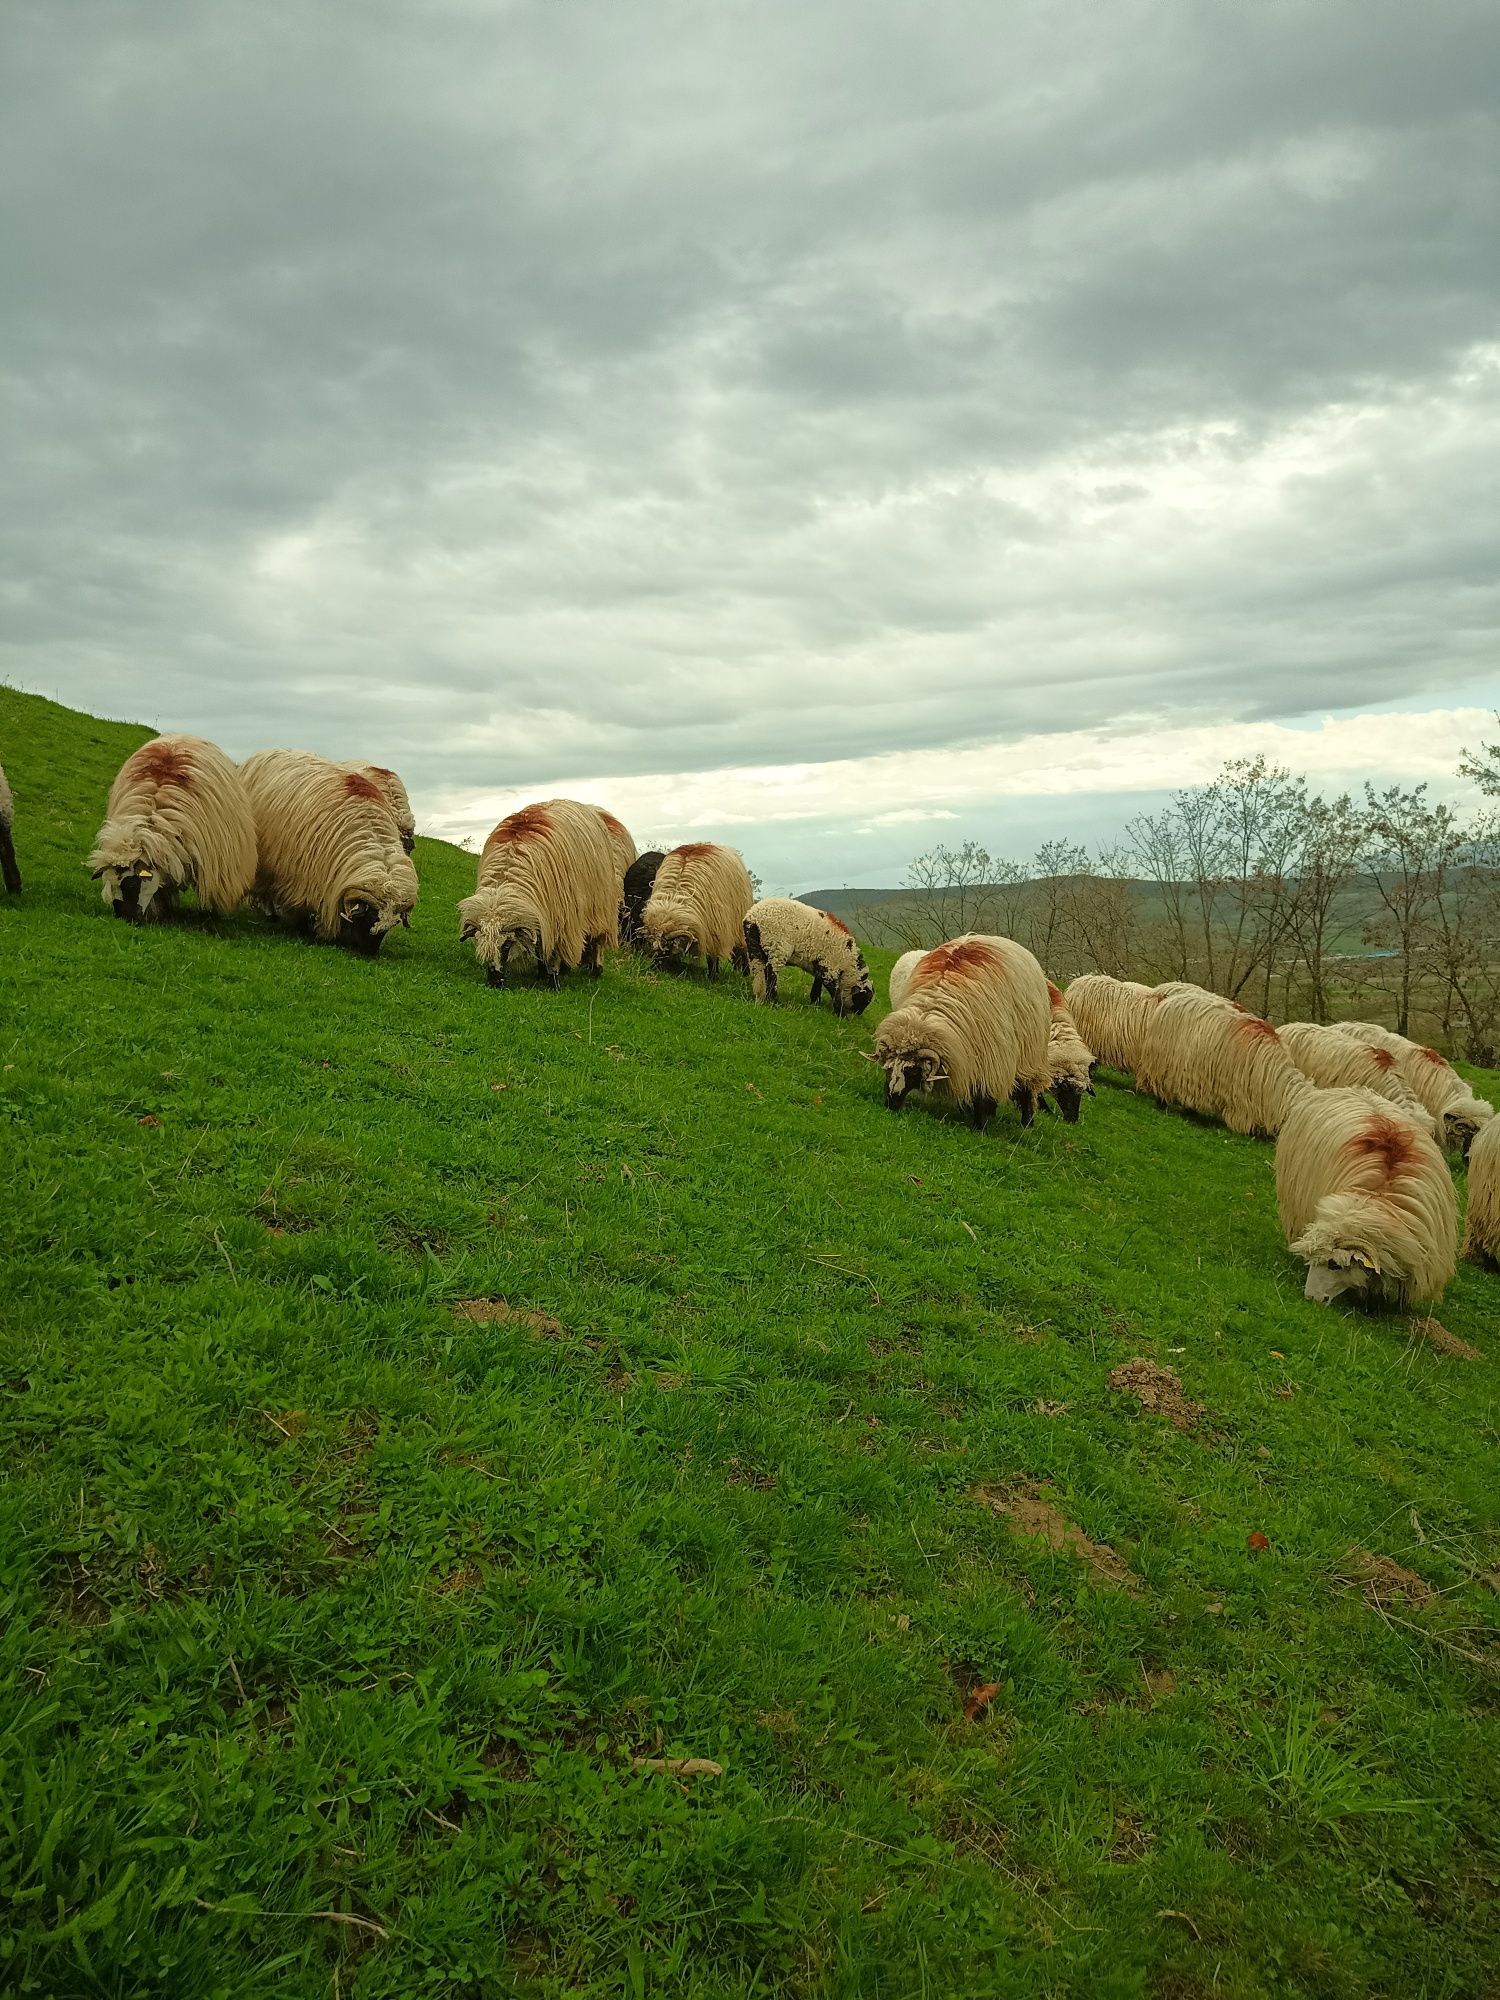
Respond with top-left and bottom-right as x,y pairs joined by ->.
4,1 -> 1498,892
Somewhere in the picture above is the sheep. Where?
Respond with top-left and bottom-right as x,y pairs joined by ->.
639,843 -> 755,976
621,850 -> 665,947
1044,981 -> 1096,1123
241,748 -> 418,955
337,762 -> 415,852
889,949 -> 923,1012
874,935 -> 1052,1131
1276,1022 -> 1440,1141
1276,1086 -> 1458,1307
1133,986 -> 1303,1138
1461,1116 -> 1500,1269
1062,974 -> 1154,1074
88,735 -> 257,923
592,808 -> 637,886
0,762 -> 19,894
742,897 -> 874,1016
457,797 -> 618,988
1333,1021 -> 1494,1158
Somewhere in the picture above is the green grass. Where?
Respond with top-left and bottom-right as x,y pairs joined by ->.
3,681 -> 1500,1999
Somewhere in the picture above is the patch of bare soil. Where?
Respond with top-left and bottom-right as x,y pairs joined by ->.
974,1483 -> 1140,1594
1339,1548 -> 1436,1610
1410,1316 -> 1481,1361
1107,1358 -> 1204,1431
452,1298 -> 566,1337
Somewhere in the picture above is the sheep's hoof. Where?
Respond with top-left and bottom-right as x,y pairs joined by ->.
486,967 -> 506,989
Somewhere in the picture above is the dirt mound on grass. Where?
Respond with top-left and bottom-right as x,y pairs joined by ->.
1339,1548 -> 1436,1610
1107,1357 -> 1204,1431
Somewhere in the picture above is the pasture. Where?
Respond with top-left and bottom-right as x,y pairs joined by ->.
3,683 -> 1499,1998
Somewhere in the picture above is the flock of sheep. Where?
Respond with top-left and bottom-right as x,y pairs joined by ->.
2,731 -> 1497,1313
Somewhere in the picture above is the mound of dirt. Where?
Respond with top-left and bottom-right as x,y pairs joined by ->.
1107,1357 -> 1205,1431
1340,1548 -> 1436,1610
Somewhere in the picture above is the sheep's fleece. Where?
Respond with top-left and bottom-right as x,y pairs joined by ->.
89,734 -> 257,921
242,748 -> 417,953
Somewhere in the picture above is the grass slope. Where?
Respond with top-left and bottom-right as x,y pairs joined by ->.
3,681 -> 1500,2000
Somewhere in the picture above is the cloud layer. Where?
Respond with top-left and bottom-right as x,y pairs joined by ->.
3,0 -> 1497,884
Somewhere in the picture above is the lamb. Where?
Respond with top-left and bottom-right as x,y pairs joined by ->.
337,762 -> 415,852
241,748 -> 418,955
639,843 -> 755,976
1044,981 -> 1096,1123
1276,1022 -> 1439,1140
1133,986 -> 1303,1138
457,797 -> 618,987
0,763 -> 19,894
88,735 -> 257,923
1333,1021 -> 1494,1158
621,850 -> 665,947
742,898 -> 874,1016
1276,1086 -> 1458,1307
874,935 -> 1052,1131
1461,1116 -> 1500,1269
1062,974 -> 1154,1074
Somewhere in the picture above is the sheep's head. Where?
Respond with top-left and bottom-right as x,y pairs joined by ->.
458,888 -> 542,988
652,930 -> 695,969
874,1016 -> 948,1108
1443,1098 -> 1493,1160
1300,1246 -> 1386,1305
91,857 -> 169,924
1048,1076 -> 1090,1124
1292,1210 -> 1405,1308
337,892 -> 411,957
834,956 -> 876,1017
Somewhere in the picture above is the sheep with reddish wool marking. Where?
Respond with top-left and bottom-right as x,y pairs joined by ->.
640,843 -> 755,976
1461,1116 -> 1500,1269
1276,1086 -> 1458,1307
1276,1022 -> 1439,1140
1044,981 -> 1095,1123
743,898 -> 873,1016
1333,1021 -> 1494,1158
1062,974 -> 1153,1074
621,850 -> 665,946
1134,987 -> 1302,1137
874,935 -> 1052,1132
242,749 -> 417,955
0,763 -> 19,894
337,762 -> 416,852
458,797 -> 618,988
591,808 -> 637,888
89,735 -> 257,923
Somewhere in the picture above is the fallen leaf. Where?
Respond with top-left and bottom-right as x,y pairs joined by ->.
489,1082 -> 509,1093
1269,1349 -> 1284,1360
1205,1602 -> 1224,1615
1246,1531 -> 1270,1553
895,1612 -> 911,1630
1272,1386 -> 1294,1400
632,1757 -> 723,1778
963,1682 -> 1002,1721
137,1114 -> 160,1127
744,1083 -> 763,1100
958,1218 -> 977,1241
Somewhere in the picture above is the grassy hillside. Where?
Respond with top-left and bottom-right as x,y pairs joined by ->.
3,681 -> 1500,1999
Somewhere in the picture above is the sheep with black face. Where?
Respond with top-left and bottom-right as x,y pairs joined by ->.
89,735 -> 257,923
639,843 -> 755,976
458,798 -> 618,988
1043,981 -> 1095,1123
875,935 -> 1052,1132
742,897 -> 873,1016
241,749 -> 417,955
621,849 -> 665,947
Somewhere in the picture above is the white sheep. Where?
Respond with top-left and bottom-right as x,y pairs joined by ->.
1276,1022 -> 1439,1140
1276,1086 -> 1458,1306
874,935 -> 1052,1131
1044,981 -> 1096,1123
1333,1021 -> 1494,1158
0,762 -> 19,894
1461,1115 -> 1500,1269
1062,974 -> 1154,1074
337,762 -> 416,852
889,949 -> 923,1011
743,898 -> 874,1016
640,843 -> 755,976
89,735 -> 257,922
458,798 -> 618,987
1134,987 -> 1302,1138
241,749 -> 418,954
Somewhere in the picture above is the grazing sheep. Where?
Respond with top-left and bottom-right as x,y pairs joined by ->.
1277,1022 -> 1439,1140
458,797 -> 617,988
1134,987 -> 1303,1138
1044,981 -> 1095,1123
1461,1116 -> 1500,1269
874,935 -> 1052,1131
592,808 -> 637,885
1276,1086 -> 1458,1307
1063,974 -> 1154,1074
89,735 -> 257,923
241,749 -> 418,955
743,898 -> 874,1016
0,763 -> 19,894
1333,1021 -> 1494,1158
640,843 -> 755,976
337,762 -> 415,852
621,850 -> 665,947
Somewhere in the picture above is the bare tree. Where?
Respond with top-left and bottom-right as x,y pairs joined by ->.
1281,794 -> 1364,1022
1459,715 -> 1500,798
1361,783 -> 1464,1037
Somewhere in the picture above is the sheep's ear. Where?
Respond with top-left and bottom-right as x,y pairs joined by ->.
88,866 -> 106,879
459,922 -> 477,942
1351,1250 -> 1379,1272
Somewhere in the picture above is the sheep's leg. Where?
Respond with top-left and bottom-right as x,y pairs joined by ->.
0,821 -> 20,895
808,972 -> 824,1005
1010,1083 -> 1038,1128
544,950 -> 563,991
970,1093 -> 997,1133
705,955 -> 720,978
763,963 -> 778,1003
731,945 -> 750,975
583,934 -> 605,977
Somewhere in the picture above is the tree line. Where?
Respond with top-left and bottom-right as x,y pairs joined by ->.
854,720 -> 1500,1062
